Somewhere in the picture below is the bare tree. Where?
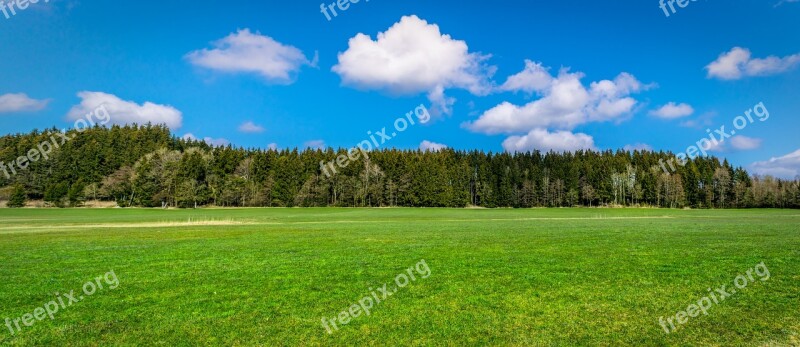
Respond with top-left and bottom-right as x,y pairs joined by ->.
581,182 -> 595,207
713,168 -> 731,208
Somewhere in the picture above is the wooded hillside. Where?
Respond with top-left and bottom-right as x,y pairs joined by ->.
1,125 -> 797,208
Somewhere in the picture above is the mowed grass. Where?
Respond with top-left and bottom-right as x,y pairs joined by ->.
0,208 -> 798,346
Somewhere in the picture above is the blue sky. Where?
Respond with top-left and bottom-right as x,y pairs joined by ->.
1,0 -> 799,177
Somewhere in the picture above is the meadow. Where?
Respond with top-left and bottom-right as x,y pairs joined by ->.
0,208 -> 798,346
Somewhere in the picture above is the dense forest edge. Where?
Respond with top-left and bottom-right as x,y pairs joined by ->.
0,124 -> 797,209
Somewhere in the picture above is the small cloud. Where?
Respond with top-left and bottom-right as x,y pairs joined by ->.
0,93 -> 50,113
679,111 -> 717,129
186,29 -> 314,84
238,121 -> 265,133
502,128 -> 596,153
182,133 -> 229,147
707,140 -> 726,153
204,137 -> 230,147
705,136 -> 762,153
419,140 -> 448,152
499,60 -> 553,94
623,143 -> 653,152
650,102 -> 694,119
427,85 -> 456,117
304,140 -> 325,150
267,143 -> 278,150
775,0 -> 799,7
25,0 -> 78,15
67,91 -> 182,129
729,136 -> 762,151
751,148 -> 800,179
706,47 -> 800,80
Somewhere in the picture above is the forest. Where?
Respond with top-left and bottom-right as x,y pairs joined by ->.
1,124 -> 798,209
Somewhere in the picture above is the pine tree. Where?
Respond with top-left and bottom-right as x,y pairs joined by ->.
0,125 -> 797,210
8,185 -> 26,208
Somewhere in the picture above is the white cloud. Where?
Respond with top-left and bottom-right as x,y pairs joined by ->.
705,136 -> 762,153
729,136 -> 762,150
419,140 -> 448,152
238,121 -> 265,133
182,133 -> 230,147
204,137 -> 230,147
186,29 -> 315,84
467,67 -> 645,134
751,149 -> 800,179
469,60 -> 649,153
67,91 -> 182,129
332,15 -> 494,115
426,85 -> 457,116
707,140 -> 726,152
706,47 -> 800,80
775,0 -> 799,8
304,140 -> 326,149
267,143 -> 279,150
679,111 -> 716,129
0,93 -> 50,113
499,60 -> 552,94
467,70 -> 587,134
502,128 -> 596,153
587,72 -> 646,125
623,143 -> 653,152
650,102 -> 694,119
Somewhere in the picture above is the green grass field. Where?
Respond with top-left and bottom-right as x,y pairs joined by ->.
0,208 -> 798,346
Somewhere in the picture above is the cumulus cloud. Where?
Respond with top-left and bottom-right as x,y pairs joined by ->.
467,67 -> 645,134
468,60 -> 649,153
751,149 -> 800,179
238,121 -> 265,133
419,140 -> 448,152
0,93 -> 50,113
182,133 -> 230,147
704,135 -> 762,152
467,70 -> 586,134
66,91 -> 182,129
588,72 -> 645,123
650,102 -> 694,119
186,29 -> 316,84
267,143 -> 279,150
502,128 -> 596,153
304,140 -> 326,150
729,136 -> 763,150
332,15 -> 494,115
706,47 -> 800,80
623,143 -> 653,152
499,60 -> 553,94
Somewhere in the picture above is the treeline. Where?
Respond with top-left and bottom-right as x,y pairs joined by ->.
0,125 -> 798,209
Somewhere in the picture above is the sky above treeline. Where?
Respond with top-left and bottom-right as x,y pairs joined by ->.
0,0 -> 798,177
